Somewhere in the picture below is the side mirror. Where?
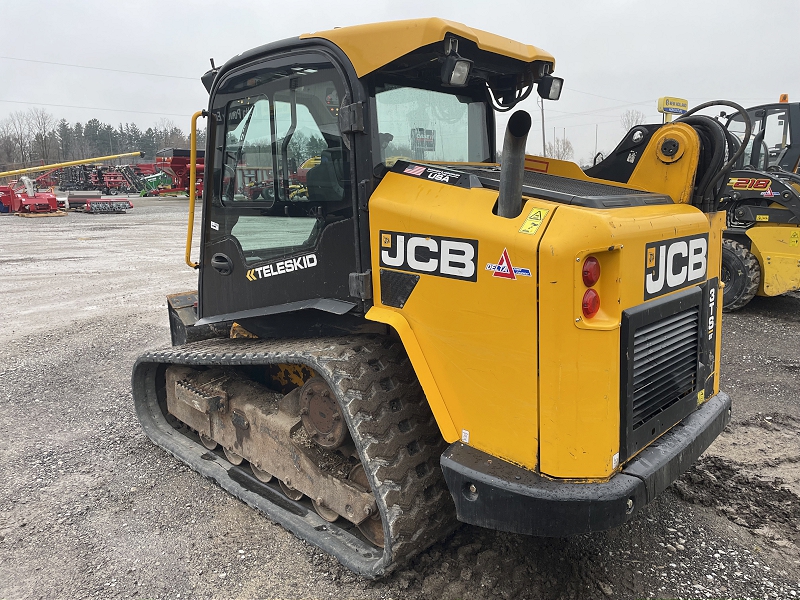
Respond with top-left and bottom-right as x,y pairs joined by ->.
537,76 -> 564,101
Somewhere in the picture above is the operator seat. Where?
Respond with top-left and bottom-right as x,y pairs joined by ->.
306,147 -> 347,203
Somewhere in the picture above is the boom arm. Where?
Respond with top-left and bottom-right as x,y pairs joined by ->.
0,151 -> 145,179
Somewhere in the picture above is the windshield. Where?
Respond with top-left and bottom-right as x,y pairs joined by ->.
728,106 -> 791,170
372,82 -> 491,167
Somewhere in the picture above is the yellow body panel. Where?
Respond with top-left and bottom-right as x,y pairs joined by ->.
301,18 -> 554,78
747,223 -> 800,296
365,156 -> 722,477
366,173 -> 552,468
537,207 -> 722,478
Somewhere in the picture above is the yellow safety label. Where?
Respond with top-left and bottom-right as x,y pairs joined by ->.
519,207 -> 549,235
697,390 -> 705,403
791,231 -> 799,247
381,233 -> 392,247
756,215 -> 770,222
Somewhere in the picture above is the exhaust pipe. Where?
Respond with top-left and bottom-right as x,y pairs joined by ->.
497,110 -> 532,219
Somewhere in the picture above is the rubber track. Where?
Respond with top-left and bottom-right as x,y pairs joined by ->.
132,335 -> 458,578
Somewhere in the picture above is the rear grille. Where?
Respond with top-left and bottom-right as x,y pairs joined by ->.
631,309 -> 699,429
620,287 -> 703,459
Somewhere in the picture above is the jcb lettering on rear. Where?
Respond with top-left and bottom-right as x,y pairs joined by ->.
379,230 -> 478,281
644,234 -> 708,300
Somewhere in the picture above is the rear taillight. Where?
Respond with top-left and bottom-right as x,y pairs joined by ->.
582,256 -> 600,287
582,288 -> 600,318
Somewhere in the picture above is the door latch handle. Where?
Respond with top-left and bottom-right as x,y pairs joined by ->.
210,253 -> 233,276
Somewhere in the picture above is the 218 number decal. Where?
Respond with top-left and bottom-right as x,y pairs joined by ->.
727,177 -> 771,190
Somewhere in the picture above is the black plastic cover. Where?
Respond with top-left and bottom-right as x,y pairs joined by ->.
440,392 -> 731,536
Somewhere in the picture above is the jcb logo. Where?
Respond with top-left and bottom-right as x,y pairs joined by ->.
379,230 -> 478,281
644,234 -> 708,300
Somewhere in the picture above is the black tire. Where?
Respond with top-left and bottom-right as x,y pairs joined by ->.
721,238 -> 761,311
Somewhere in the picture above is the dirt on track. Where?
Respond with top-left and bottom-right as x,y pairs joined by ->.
1,200 -> 799,599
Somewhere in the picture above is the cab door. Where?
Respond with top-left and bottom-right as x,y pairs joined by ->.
199,52 -> 358,324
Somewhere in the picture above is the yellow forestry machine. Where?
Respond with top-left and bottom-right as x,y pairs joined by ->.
132,19 -> 745,578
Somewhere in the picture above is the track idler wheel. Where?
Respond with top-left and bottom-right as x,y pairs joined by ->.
199,434 -> 217,450
250,464 -> 273,483
348,464 -> 385,547
312,498 -> 339,522
299,377 -> 349,450
223,447 -> 244,466
279,479 -> 304,501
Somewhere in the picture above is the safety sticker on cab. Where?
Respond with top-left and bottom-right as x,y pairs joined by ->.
246,254 -> 317,281
518,207 -> 549,236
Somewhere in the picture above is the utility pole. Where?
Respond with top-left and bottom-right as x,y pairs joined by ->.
539,97 -> 546,157
594,124 -> 598,158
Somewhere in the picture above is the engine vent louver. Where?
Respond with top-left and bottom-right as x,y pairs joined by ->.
631,309 -> 699,429
620,287 -> 703,460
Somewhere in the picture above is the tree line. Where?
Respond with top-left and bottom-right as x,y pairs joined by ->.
0,107 -> 198,170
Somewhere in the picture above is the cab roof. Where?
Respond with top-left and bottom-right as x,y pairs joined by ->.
300,18 -> 555,78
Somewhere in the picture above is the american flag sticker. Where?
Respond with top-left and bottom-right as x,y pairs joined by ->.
403,165 -> 426,176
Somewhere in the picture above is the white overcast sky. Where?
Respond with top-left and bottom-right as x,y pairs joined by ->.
2,0 -> 798,163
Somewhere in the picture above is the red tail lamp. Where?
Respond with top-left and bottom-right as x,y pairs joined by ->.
582,288 -> 600,318
582,256 -> 600,287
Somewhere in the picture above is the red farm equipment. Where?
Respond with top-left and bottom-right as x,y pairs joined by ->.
144,148 -> 205,196
0,177 -> 60,215
0,151 -> 145,215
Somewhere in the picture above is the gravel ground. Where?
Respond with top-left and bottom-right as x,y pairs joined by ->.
1,198 -> 798,599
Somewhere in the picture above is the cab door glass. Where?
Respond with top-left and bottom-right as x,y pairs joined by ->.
763,108 -> 791,167
729,110 -> 764,168
217,59 -> 349,265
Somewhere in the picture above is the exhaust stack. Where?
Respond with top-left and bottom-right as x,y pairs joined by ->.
497,110 -> 532,219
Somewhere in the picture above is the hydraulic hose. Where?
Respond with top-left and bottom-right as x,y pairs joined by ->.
676,101 -> 752,212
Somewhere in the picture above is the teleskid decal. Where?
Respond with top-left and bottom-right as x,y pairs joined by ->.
644,234 -> 708,300
246,254 -> 317,281
485,248 -> 531,280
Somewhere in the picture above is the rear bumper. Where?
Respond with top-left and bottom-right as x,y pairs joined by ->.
440,392 -> 731,536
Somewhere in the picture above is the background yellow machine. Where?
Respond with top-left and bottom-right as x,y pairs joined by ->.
132,19 -> 741,577
719,102 -> 800,310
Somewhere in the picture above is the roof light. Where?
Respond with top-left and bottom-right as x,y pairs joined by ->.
442,54 -> 473,87
537,75 -> 563,101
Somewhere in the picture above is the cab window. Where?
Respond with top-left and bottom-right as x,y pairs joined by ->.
371,81 -> 490,167
214,56 -> 349,264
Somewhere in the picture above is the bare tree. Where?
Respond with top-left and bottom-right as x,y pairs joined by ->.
29,107 -> 56,162
0,119 -> 17,166
7,111 -> 33,163
546,138 -> 574,161
620,109 -> 646,132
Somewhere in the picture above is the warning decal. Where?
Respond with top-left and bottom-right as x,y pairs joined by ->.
518,207 -> 549,236
791,231 -> 799,247
485,248 -> 531,280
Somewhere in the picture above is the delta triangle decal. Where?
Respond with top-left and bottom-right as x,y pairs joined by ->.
492,248 -> 516,280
